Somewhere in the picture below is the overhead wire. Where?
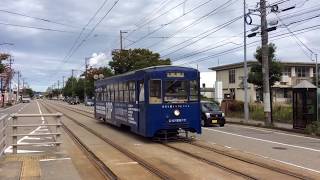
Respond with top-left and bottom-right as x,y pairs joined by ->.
126,0 -> 216,47
161,15 -> 243,58
126,0 -> 185,38
145,0 -> 238,49
178,23 -> 320,66
0,9 -> 78,28
49,0 -> 120,83
0,21 -> 76,33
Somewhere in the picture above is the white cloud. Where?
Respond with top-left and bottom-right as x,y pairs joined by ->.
88,52 -> 110,67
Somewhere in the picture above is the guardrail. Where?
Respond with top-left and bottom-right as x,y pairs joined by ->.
0,115 -> 7,156
10,113 -> 63,154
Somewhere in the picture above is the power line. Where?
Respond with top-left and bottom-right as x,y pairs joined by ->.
126,0 -> 216,47
161,15 -> 243,58
0,9 -> 78,28
134,0 -> 172,27
61,0 -> 111,65
277,15 -> 313,58
0,21 -> 76,33
49,0 -> 120,84
65,0 -> 120,62
128,0 -> 177,36
145,0 -> 238,49
178,23 -> 320,66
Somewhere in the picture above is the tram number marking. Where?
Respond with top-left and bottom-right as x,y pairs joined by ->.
167,72 -> 184,78
169,119 -> 187,123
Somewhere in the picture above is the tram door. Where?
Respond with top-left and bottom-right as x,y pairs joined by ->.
138,80 -> 146,135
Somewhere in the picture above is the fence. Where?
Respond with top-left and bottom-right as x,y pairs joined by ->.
10,113 -> 63,154
0,115 -> 7,156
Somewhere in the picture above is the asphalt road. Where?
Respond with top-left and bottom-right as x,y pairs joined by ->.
197,124 -> 320,174
3,101 -> 59,154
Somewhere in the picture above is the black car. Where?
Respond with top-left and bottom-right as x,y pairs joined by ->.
201,101 -> 225,127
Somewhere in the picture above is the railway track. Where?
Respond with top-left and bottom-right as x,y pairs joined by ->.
46,101 -> 318,179
50,100 -> 316,180
188,141 -> 311,180
40,101 -> 172,180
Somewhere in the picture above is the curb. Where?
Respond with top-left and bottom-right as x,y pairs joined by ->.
227,121 -> 320,139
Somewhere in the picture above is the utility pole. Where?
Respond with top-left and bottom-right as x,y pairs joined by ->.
120,30 -> 128,50
84,58 -> 89,102
243,0 -> 249,121
72,69 -> 75,97
17,71 -> 20,102
8,57 -> 13,103
260,0 -> 272,125
62,76 -> 65,88
57,80 -> 60,100
316,53 -> 318,121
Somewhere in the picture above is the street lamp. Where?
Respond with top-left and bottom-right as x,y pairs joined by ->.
94,74 -> 104,80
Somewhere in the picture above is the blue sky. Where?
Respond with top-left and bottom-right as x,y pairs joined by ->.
0,0 -> 319,91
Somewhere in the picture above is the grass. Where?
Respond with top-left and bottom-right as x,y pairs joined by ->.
226,103 -> 292,124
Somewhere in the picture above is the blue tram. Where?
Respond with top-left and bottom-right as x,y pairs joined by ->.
94,66 -> 201,137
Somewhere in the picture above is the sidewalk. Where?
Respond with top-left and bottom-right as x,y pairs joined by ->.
226,117 -> 293,129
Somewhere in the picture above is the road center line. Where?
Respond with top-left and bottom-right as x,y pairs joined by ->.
226,124 -> 320,141
203,127 -> 320,152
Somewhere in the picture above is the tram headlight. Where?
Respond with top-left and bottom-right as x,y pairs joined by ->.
173,109 -> 180,116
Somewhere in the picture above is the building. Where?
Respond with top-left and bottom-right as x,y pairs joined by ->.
209,61 -> 317,103
200,72 -> 216,99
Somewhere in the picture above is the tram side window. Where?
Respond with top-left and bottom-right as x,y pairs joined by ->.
119,82 -> 124,102
129,81 -> 136,103
139,82 -> 144,102
149,80 -> 162,104
115,83 -> 119,102
110,84 -> 114,102
190,80 -> 199,101
124,82 -> 129,102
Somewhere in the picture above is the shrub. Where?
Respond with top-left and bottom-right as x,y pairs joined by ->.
305,121 -> 320,135
228,100 -> 244,112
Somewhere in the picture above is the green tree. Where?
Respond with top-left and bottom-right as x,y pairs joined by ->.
24,88 -> 34,97
109,48 -> 171,75
63,77 -> 77,97
248,43 -> 282,100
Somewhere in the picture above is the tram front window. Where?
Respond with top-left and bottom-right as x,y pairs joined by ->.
164,80 -> 188,103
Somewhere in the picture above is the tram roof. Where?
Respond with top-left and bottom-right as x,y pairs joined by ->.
97,65 -> 198,82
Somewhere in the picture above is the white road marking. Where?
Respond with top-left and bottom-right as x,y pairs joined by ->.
226,124 -> 320,141
5,149 -> 44,153
241,149 -> 320,174
116,161 -> 138,165
5,101 -> 48,153
25,137 -> 41,140
203,128 -> 320,152
0,114 -> 7,120
39,158 -> 71,162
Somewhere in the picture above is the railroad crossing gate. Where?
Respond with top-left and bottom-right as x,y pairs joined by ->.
292,80 -> 317,129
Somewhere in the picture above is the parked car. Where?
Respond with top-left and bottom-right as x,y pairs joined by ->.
201,101 -> 225,127
85,99 -> 94,106
22,96 -> 31,103
68,96 -> 80,105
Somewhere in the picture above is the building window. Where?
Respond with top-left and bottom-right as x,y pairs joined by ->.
282,67 -> 291,77
296,67 -> 307,77
229,69 -> 235,84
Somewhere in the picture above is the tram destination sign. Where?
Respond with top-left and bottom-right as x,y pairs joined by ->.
167,72 -> 184,78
